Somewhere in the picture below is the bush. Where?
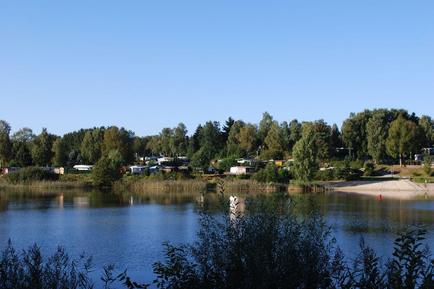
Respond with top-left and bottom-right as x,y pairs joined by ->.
151,198 -> 434,289
315,169 -> 335,181
0,241 -> 94,289
218,157 -> 238,173
92,156 -> 122,188
363,161 -> 375,176
253,163 -> 289,183
153,198 -> 335,289
4,167 -> 59,184
423,154 -> 432,176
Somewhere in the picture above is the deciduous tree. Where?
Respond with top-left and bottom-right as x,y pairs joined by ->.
386,116 -> 418,166
292,127 -> 319,181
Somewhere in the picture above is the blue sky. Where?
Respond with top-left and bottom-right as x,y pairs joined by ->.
1,0 -> 433,136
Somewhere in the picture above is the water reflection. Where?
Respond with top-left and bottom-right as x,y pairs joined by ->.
0,188 -> 433,282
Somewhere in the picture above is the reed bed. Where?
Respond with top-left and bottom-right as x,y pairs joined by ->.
0,180 -> 92,191
116,179 -> 209,193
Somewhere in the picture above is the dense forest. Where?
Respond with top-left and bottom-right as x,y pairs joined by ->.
0,108 -> 433,173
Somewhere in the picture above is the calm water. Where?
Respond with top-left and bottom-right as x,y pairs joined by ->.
0,189 -> 433,284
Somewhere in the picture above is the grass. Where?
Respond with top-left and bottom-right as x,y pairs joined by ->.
0,173 -> 93,190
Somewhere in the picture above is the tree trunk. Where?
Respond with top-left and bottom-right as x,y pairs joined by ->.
399,154 -> 402,167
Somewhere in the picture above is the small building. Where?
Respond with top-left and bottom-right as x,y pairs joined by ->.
130,165 -> 146,174
73,165 -> 93,171
230,166 -> 255,175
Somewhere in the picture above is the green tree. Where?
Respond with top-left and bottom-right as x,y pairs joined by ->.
366,110 -> 389,163
329,123 -> 342,157
173,123 -> 188,156
11,127 -> 34,143
160,127 -> 174,156
11,141 -> 32,167
92,150 -> 123,188
10,128 -> 34,167
423,154 -> 432,176
81,128 -> 103,164
419,116 -> 434,148
146,135 -> 161,155
288,119 -> 302,152
262,121 -> 287,159
237,123 -> 258,156
132,136 -> 149,160
102,126 -> 133,163
311,120 -> 331,161
386,116 -> 418,166
292,127 -> 319,181
221,117 -> 235,144
31,128 -> 56,166
226,121 -> 244,157
52,138 -> 68,167
0,120 -> 12,167
191,122 -> 222,169
342,110 -> 372,159
257,112 -> 274,145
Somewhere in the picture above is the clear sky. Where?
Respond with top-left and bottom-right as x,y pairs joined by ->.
1,0 -> 433,136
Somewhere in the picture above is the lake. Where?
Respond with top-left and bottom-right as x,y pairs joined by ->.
0,189 -> 433,285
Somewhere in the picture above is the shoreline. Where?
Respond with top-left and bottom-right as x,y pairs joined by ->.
329,179 -> 434,199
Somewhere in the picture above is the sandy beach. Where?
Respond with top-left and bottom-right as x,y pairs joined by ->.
329,179 -> 434,199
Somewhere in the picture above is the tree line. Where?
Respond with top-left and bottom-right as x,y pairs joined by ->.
0,108 -> 433,172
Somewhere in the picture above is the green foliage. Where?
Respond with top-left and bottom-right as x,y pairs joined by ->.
292,127 -> 319,181
4,167 -> 59,184
257,111 -> 274,144
1,108 -> 434,174
419,116 -> 434,148
52,138 -> 68,167
153,198 -> 335,289
225,121 -> 245,157
31,128 -> 56,167
315,169 -> 335,181
386,116 -> 418,166
0,241 -> 94,289
342,110 -> 372,159
253,163 -> 289,183
151,199 -> 434,289
217,157 -> 237,172
363,161 -> 375,176
367,110 -> 389,163
92,151 -> 123,188
81,129 -> 103,164
261,121 -> 287,160
11,140 -> 32,167
0,120 -> 12,167
423,154 -> 432,176
237,123 -> 258,156
102,126 -> 133,164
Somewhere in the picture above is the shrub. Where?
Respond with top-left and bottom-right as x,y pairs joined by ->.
153,197 -> 335,289
253,163 -> 289,183
92,156 -> 122,188
151,199 -> 434,289
315,169 -> 335,181
4,167 -> 59,184
363,161 -> 375,176
0,241 -> 94,289
218,157 -> 238,173
423,154 -> 432,176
